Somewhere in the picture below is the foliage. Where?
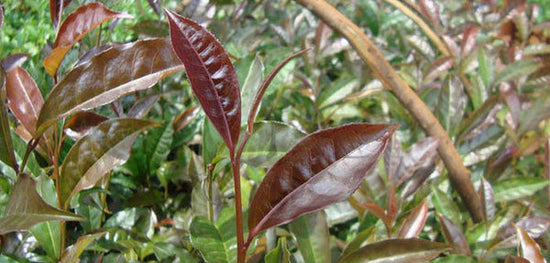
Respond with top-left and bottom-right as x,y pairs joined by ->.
0,0 -> 549,262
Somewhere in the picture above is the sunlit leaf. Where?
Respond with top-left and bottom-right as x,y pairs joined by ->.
241,54 -> 264,125
127,94 -> 159,118
338,238 -> 449,263
37,39 -> 182,136
289,211 -> 330,263
0,68 -> 16,171
0,174 -> 84,234
398,200 -> 428,238
63,111 -> 108,141
493,177 -> 549,202
166,9 -> 241,152
438,214 -> 470,256
460,26 -> 480,58
248,124 -> 397,239
60,232 -> 106,263
479,178 -> 495,221
515,225 -> 547,263
43,2 -> 133,76
5,67 -> 43,136
436,76 -> 466,138
60,118 -> 158,208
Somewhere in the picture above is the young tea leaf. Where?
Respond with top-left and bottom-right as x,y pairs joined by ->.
438,214 -> 471,256
59,118 -> 158,208
0,174 -> 84,234
166,9 -> 241,152
37,39 -> 182,136
43,2 -> 133,76
338,238 -> 449,263
398,200 -> 428,238
5,67 -> 43,137
248,123 -> 397,240
515,225 -> 547,263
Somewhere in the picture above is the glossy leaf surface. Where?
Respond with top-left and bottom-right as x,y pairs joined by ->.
515,225 -> 546,263
289,211 -> 331,263
30,176 -> 63,260
0,174 -> 84,234
5,67 -> 43,136
144,122 -> 173,175
63,111 -> 108,141
43,2 -> 133,76
127,94 -> 159,118
398,200 -> 428,238
248,123 -> 397,239
37,39 -> 182,136
0,68 -> 16,170
60,118 -> 158,208
60,232 -> 106,263
438,214 -> 470,256
166,9 -> 241,151
1,54 -> 28,73
49,0 -> 63,29
338,238 -> 449,263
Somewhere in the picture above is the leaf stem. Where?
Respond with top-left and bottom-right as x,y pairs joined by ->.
18,138 -> 39,176
230,151 -> 246,263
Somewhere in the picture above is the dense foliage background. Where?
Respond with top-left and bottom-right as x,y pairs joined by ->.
0,0 -> 549,262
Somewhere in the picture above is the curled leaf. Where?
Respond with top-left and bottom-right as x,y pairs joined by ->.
43,2 -> 133,76
166,9 -> 241,151
248,123 -> 397,240
1,54 -> 28,72
127,94 -> 160,118
0,68 -> 17,171
37,38 -> 182,136
49,0 -> 63,30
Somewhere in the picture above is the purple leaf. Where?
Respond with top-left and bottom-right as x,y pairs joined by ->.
438,214 -> 471,256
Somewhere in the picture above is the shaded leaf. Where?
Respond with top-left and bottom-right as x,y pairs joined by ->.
505,255 -> 530,263
5,67 -> 43,136
1,54 -> 28,73
43,2 -> 133,76
37,38 -> 182,136
241,54 -> 264,126
515,225 -> 546,263
146,0 -> 162,17
64,111 -> 108,141
431,255 -> 477,263
144,122 -> 173,175
438,214 -> 471,256
423,56 -> 454,84
0,174 -> 84,234
493,177 -> 549,202
0,68 -> 16,171
289,211 -> 331,263
338,238 -> 449,263
431,186 -> 462,226
341,226 -> 375,258
60,232 -> 106,263
130,19 -> 169,38
127,94 -> 159,118
479,178 -> 495,221
60,118 -> 158,208
518,89 -> 550,135
173,106 -> 199,132
248,124 -> 397,239
384,136 -> 401,180
395,137 -> 439,184
49,0 -> 63,29
494,60 -> 540,85
460,26 -> 480,58
435,76 -> 466,138
166,9 -> 241,152
398,200 -> 428,238
265,237 -> 291,263
418,0 -> 441,29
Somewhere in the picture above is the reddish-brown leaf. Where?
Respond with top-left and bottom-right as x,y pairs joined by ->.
398,200 -> 428,238
438,214 -> 471,256
173,105 -> 200,132
461,26 -> 481,58
127,94 -> 160,119
361,203 -> 388,223
505,255 -> 531,263
36,38 -> 182,136
43,2 -> 133,76
166,9 -> 241,152
248,123 -> 398,240
49,0 -> 63,29
386,182 -> 398,226
478,178 -> 495,221
63,111 -> 108,141
515,224 -> 546,263
418,0 -> 441,30
5,67 -> 43,136
338,238 -> 449,263
0,67 -> 17,171
423,56 -> 454,84
1,54 -> 28,72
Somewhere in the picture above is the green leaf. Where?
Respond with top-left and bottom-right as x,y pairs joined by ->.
203,118 -> 224,166
341,226 -> 375,258
0,68 -> 16,171
60,118 -> 158,208
144,121 -> 173,175
431,186 -> 462,226
30,176 -> 62,260
36,39 -> 181,136
431,255 -> 478,263
494,60 -> 540,85
436,76 -> 466,138
338,238 -> 449,263
60,232 -> 106,263
0,174 -> 84,234
318,75 -> 358,109
265,237 -> 291,263
241,53 -> 264,126
493,177 -> 550,202
189,216 -> 235,263
289,211 -> 331,263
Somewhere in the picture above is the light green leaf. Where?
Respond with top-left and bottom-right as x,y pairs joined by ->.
431,255 -> 478,263
0,174 -> 84,234
144,121 -> 173,175
436,76 -> 466,138
494,60 -> 539,85
189,216 -> 234,263
493,178 -> 549,202
265,237 -> 291,263
338,238 -> 449,263
319,75 -> 358,109
60,118 -> 157,209
431,186 -> 462,226
30,176 -> 62,260
203,118 -> 224,167
289,211 -> 331,263
241,54 -> 264,125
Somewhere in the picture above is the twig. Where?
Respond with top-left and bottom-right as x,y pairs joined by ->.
294,0 -> 484,222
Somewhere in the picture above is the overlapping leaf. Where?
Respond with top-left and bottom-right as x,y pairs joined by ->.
0,174 -> 84,234
5,67 -> 43,136
43,2 -> 133,76
248,123 -> 397,239
338,238 -> 449,263
0,68 -> 16,170
166,9 -> 241,151
63,111 -> 108,141
289,211 -> 331,263
438,214 -> 470,256
37,39 -> 182,136
515,225 -> 546,263
493,177 -> 549,201
49,0 -> 63,30
127,94 -> 160,118
189,215 -> 237,263
59,118 -> 158,208
398,200 -> 428,238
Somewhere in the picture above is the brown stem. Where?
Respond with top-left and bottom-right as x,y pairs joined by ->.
294,0 -> 484,222
231,150 -> 246,263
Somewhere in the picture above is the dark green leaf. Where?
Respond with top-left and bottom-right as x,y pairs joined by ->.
341,226 -> 375,258
0,174 -> 84,234
338,238 -> 449,263
144,122 -> 173,175
289,211 -> 331,263
189,216 -> 236,263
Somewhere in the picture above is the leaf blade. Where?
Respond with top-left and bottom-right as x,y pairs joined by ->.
338,238 -> 449,263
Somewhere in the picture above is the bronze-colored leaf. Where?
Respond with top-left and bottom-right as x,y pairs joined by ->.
173,105 -> 200,132
338,238 -> 449,263
1,54 -> 28,72
63,111 -> 108,141
0,68 -> 17,171
166,9 -> 241,151
460,26 -> 480,58
127,94 -> 160,118
5,67 -> 43,136
36,38 -> 182,136
423,56 -> 454,84
49,0 -> 63,29
515,224 -> 546,263
438,214 -> 471,256
418,0 -> 441,30
43,2 -> 133,76
248,124 -> 397,240
59,118 -> 158,208
505,255 -> 531,263
0,174 -> 84,234
60,232 -> 106,263
398,200 -> 428,238
478,178 -> 495,221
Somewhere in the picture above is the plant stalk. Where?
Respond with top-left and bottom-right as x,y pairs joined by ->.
294,0 -> 484,222
230,150 -> 246,263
